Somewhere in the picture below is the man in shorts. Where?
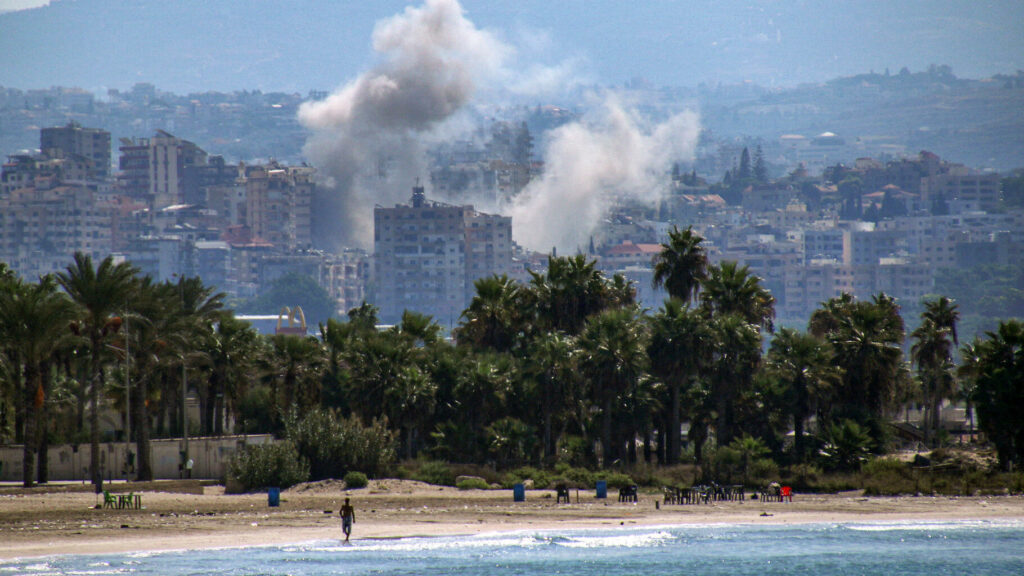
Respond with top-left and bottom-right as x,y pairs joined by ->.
340,497 -> 355,541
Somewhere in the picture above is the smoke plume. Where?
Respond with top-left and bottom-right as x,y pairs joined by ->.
299,0 -> 507,249
508,95 -> 700,253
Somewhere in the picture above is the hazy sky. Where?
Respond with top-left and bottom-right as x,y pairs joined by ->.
1,0 -> 1022,93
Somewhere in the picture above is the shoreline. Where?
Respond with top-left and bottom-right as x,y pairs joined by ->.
3,480 -> 1024,560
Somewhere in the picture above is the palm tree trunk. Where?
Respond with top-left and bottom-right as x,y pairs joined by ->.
602,397 -> 613,467
213,375 -> 225,436
36,364 -> 52,484
90,333 -> 103,487
691,420 -> 707,465
794,414 -> 806,462
13,359 -> 24,444
668,380 -> 681,464
22,370 -> 37,488
135,377 -> 153,481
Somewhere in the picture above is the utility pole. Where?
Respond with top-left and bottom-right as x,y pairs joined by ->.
182,362 -> 189,465
125,307 -> 131,481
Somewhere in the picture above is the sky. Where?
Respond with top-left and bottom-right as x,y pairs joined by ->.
1,0 -> 1022,94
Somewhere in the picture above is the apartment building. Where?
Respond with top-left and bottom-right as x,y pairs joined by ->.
40,121 -> 112,180
374,186 -> 513,327
118,130 -> 208,208
0,184 -> 114,278
244,162 -> 314,251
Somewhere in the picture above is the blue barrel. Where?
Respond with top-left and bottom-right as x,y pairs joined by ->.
268,487 -> 280,507
513,483 -> 525,502
596,480 -> 607,499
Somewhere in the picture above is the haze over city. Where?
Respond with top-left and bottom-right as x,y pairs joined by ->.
2,0 -> 1023,93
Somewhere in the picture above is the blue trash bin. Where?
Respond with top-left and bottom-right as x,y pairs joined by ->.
268,487 -> 280,507
513,483 -> 525,502
595,480 -> 607,499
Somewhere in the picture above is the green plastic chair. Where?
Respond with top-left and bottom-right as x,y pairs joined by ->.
102,490 -> 116,509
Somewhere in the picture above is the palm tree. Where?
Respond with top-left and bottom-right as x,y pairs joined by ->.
707,313 -> 762,445
578,307 -> 647,466
812,293 -> 905,446
57,253 -> 139,487
700,261 -> 775,331
344,329 -> 412,426
766,328 -> 841,461
922,296 -> 959,346
205,314 -> 261,435
121,277 -> 179,481
911,319 -> 956,445
396,310 -> 442,347
522,332 -> 575,463
529,255 -> 633,335
0,276 -> 78,486
967,320 -> 1024,470
265,334 -> 324,417
456,275 -> 522,352
384,363 -> 437,459
956,338 -> 983,441
176,276 -> 226,435
647,299 -> 711,464
652,225 -> 708,305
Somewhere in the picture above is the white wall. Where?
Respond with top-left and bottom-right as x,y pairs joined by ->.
0,434 -> 274,482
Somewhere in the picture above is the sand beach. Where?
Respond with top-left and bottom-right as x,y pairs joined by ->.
2,479 -> 1023,560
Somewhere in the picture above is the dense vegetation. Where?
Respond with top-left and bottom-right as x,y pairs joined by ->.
2,229 -> 1023,493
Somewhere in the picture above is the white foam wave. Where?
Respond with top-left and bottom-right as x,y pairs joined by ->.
556,530 -> 676,549
844,519 -> 1024,532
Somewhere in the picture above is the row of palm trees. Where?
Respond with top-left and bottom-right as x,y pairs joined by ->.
0,255 -> 225,487
0,227 -> 1010,487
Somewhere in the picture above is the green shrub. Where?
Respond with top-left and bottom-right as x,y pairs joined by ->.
344,471 -> 368,489
502,466 -> 553,489
456,477 -> 490,490
863,457 -> 908,476
784,463 -> 823,491
553,463 -> 595,488
448,463 -> 501,484
236,386 -> 277,434
748,459 -> 780,485
708,446 -> 743,483
860,457 -> 916,495
227,440 -> 309,493
819,419 -> 872,472
414,460 -> 455,486
595,472 -> 634,489
283,408 -> 397,480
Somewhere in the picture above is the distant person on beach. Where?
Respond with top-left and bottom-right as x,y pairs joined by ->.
340,497 -> 355,541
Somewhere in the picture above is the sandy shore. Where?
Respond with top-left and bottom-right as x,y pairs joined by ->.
2,479 -> 1023,560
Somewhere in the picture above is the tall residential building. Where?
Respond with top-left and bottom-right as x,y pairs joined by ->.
244,162 -> 314,251
118,130 -> 208,208
374,185 -> 513,327
40,121 -> 112,180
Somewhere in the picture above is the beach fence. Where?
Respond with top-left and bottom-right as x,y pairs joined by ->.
0,434 -> 274,482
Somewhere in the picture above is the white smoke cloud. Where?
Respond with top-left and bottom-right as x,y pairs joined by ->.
298,0 -> 509,249
508,94 -> 700,253
298,0 -> 701,255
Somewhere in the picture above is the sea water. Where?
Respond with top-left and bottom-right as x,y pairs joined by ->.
3,521 -> 1023,575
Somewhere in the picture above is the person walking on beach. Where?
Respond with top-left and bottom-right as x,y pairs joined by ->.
340,497 -> 355,541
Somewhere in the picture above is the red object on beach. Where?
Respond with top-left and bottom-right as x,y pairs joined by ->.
781,486 -> 792,502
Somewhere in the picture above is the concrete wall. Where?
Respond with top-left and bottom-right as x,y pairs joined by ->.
0,434 -> 274,482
